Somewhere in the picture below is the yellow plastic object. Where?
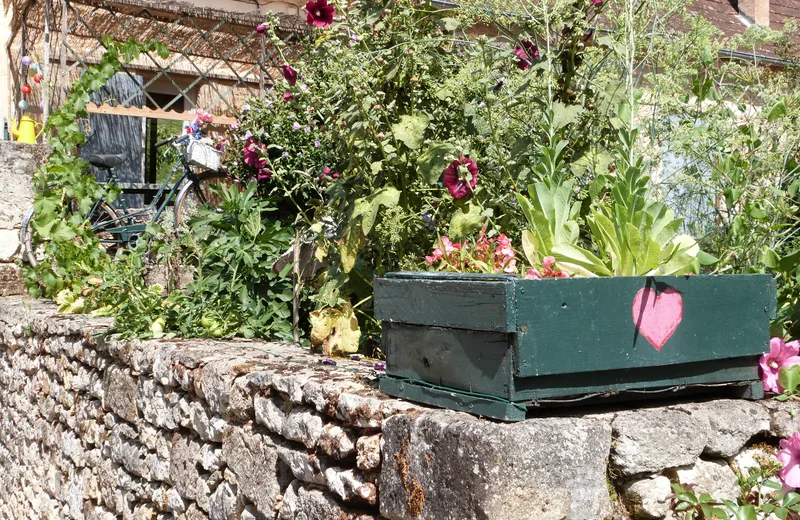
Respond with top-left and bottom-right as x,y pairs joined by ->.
10,115 -> 44,144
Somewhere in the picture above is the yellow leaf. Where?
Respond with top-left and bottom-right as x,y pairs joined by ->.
309,305 -> 361,356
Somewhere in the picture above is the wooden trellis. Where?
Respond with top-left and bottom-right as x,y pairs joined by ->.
8,0 -> 306,128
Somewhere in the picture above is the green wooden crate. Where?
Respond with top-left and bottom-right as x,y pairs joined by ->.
374,272 -> 776,421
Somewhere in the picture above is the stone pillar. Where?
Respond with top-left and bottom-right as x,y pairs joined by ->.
0,142 -> 47,295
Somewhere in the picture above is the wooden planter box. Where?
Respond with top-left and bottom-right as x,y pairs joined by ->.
374,272 -> 776,421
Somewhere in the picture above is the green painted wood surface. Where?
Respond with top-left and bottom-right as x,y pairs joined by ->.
514,275 -> 775,377
375,273 -> 516,332
379,376 -> 526,421
383,323 -> 513,398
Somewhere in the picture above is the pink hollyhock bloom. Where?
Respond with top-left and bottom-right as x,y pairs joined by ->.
283,92 -> 293,101
525,268 -> 542,279
778,433 -> 800,489
503,258 -> 517,274
442,156 -> 479,199
281,65 -> 298,86
305,0 -> 335,28
556,270 -> 569,278
256,23 -> 267,34
591,0 -> 603,5
514,40 -> 539,70
542,256 -> 556,269
243,138 -> 269,170
760,338 -> 800,393
257,168 -> 273,182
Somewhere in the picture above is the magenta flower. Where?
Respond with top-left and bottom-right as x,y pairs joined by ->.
243,138 -> 270,173
525,268 -> 542,280
442,156 -> 479,199
283,92 -> 293,101
591,0 -> 603,5
305,0 -> 335,28
514,40 -> 540,70
257,168 -> 273,182
778,433 -> 800,489
281,65 -> 298,86
759,338 -> 800,393
256,23 -> 267,34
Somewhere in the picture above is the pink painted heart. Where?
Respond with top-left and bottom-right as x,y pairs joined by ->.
632,287 -> 683,351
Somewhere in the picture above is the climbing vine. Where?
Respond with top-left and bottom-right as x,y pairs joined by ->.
23,37 -> 169,298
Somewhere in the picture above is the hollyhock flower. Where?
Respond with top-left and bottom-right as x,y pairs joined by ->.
315,140 -> 321,147
256,23 -> 267,34
542,256 -> 556,269
195,109 -> 213,124
230,122 -> 238,131
323,167 -> 332,175
760,338 -> 800,393
442,156 -> 479,199
332,173 -> 340,179
778,433 -> 800,489
243,138 -> 269,172
514,40 -> 540,70
281,64 -> 298,86
305,0 -> 335,28
525,268 -> 542,280
292,122 -> 302,130
591,0 -> 603,4
257,168 -> 273,182
283,92 -> 293,101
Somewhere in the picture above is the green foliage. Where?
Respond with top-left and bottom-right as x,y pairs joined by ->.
23,37 -> 169,298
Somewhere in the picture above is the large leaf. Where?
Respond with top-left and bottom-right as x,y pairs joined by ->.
449,202 -> 484,239
551,102 -> 584,131
352,187 -> 401,236
309,305 -> 361,356
417,142 -> 456,184
392,114 -> 429,150
552,243 -> 613,276
339,226 -> 364,274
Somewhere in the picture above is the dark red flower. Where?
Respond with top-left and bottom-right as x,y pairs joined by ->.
281,65 -> 298,86
244,138 -> 269,171
283,91 -> 293,101
305,0 -> 335,28
514,40 -> 539,70
257,168 -> 273,182
255,23 -> 267,34
443,156 -> 479,199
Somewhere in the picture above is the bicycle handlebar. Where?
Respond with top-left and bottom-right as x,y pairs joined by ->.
155,133 -> 192,148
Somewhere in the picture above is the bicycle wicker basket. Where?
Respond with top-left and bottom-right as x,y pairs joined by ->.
185,140 -> 221,171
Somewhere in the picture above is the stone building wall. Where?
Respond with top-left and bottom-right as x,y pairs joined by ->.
0,296 -> 798,520
0,142 -> 47,296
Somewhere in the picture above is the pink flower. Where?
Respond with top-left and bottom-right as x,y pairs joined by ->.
525,268 -> 542,280
243,138 -> 269,171
256,23 -> 267,34
760,338 -> 800,393
556,270 -> 569,279
257,168 -> 273,182
591,0 -> 603,5
514,40 -> 539,70
305,0 -> 335,28
283,92 -> 293,101
542,256 -> 556,269
442,156 -> 479,199
778,433 -> 800,489
281,65 -> 298,86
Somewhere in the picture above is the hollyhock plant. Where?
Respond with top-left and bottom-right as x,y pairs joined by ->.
759,338 -> 800,393
778,433 -> 800,489
525,256 -> 569,279
255,23 -> 267,34
514,40 -> 539,70
305,0 -> 335,28
281,65 -> 298,86
443,156 -> 479,199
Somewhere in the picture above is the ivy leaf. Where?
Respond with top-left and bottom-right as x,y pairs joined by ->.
448,202 -> 483,239
417,142 -> 456,184
552,102 -> 584,131
392,114 -> 429,150
51,222 -> 77,243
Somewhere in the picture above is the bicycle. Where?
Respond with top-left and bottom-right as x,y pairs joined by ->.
20,134 -> 240,267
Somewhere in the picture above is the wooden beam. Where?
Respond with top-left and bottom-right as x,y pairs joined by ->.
86,102 -> 236,125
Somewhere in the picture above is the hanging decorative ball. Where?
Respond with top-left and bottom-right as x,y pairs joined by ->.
33,74 -> 41,84
21,85 -> 32,95
31,63 -> 41,73
18,100 -> 29,110
21,56 -> 32,67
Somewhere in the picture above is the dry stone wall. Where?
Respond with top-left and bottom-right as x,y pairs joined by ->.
0,296 -> 798,520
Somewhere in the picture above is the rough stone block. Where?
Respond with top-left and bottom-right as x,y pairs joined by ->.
678,400 -> 770,457
622,476 -> 672,520
222,426 -> 281,513
674,459 -> 740,503
380,411 -> 612,520
356,434 -> 382,471
612,408 -> 709,476
103,366 -> 139,423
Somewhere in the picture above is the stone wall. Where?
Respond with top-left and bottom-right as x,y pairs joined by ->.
0,296 -> 797,520
0,142 -> 47,296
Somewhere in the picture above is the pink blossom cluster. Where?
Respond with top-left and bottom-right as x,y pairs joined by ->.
194,108 -> 213,125
525,256 -> 569,279
778,432 -> 800,490
425,230 -> 517,274
760,337 -> 800,393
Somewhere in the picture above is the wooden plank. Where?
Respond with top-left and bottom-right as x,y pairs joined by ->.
379,376 -> 526,422
383,323 -> 514,398
86,102 -> 237,125
514,275 -> 775,377
375,272 -> 516,332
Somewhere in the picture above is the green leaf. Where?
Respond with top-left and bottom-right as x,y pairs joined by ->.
417,142 -> 456,184
767,100 -> 788,122
551,102 -> 584,131
51,222 -> 77,243
779,364 -> 800,394
552,243 -> 611,277
448,202 -> 484,239
760,246 -> 781,270
352,187 -> 401,236
440,17 -> 459,31
391,114 -> 429,150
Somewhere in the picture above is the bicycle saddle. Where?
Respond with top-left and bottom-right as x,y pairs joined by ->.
88,154 -> 127,169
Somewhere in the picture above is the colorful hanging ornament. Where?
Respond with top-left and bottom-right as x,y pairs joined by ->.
33,74 -> 41,84
21,85 -> 32,95
18,100 -> 29,110
21,56 -> 31,67
31,63 -> 41,73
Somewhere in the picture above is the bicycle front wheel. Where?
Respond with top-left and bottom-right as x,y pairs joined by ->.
173,171 -> 243,230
